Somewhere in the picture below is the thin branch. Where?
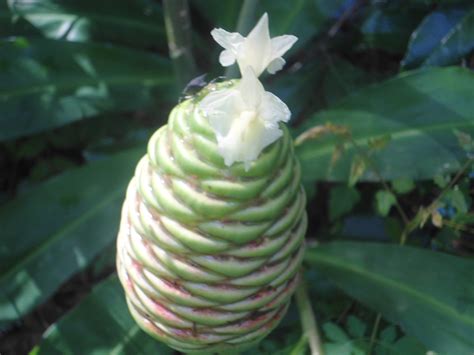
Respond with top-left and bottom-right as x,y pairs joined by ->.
295,280 -> 324,355
225,0 -> 259,78
163,0 -> 197,89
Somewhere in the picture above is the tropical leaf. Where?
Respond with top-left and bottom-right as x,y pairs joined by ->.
0,38 -> 173,142
35,275 -> 173,355
295,67 -> 474,185
401,7 -> 467,68
305,242 -> 474,354
7,0 -> 166,49
0,147 -> 143,328
423,7 -> 474,66
36,274 -> 303,355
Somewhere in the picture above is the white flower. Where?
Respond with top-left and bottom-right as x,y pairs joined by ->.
211,13 -> 298,77
199,67 -> 291,170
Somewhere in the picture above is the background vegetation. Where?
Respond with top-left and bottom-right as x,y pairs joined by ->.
1,0 -> 473,354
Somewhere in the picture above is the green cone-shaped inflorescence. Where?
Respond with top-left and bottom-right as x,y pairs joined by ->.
116,81 -> 307,353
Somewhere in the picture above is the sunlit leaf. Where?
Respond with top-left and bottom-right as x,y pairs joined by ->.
306,242 -> 474,354
7,0 -> 166,49
423,7 -> 474,66
296,67 -> 474,184
0,147 -> 143,328
36,275 -> 173,354
0,38 -> 173,142
401,7 -> 467,68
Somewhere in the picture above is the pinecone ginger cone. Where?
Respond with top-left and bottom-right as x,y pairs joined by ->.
116,84 -> 307,353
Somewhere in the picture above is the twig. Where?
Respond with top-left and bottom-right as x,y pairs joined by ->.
225,0 -> 259,78
163,0 -> 197,89
295,280 -> 324,355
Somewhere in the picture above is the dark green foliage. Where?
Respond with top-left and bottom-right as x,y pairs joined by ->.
1,0 -> 474,354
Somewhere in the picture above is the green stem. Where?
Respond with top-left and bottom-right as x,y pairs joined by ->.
368,313 -> 382,355
225,0 -> 259,78
295,280 -> 324,355
163,0 -> 197,89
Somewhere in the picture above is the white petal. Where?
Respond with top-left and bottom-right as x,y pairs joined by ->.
199,88 -> 243,136
219,50 -> 236,67
266,57 -> 285,74
271,35 -> 298,58
211,28 -> 244,51
259,91 -> 291,126
240,13 -> 272,76
217,111 -> 276,170
238,66 -> 264,109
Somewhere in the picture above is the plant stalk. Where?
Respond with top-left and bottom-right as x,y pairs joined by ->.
295,280 -> 324,355
368,313 -> 382,355
163,0 -> 197,89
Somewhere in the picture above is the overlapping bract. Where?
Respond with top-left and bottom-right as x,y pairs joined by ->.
116,89 -> 307,353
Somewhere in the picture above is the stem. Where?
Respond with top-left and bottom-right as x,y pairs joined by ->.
347,137 -> 410,226
428,157 -> 474,212
400,157 -> 474,245
224,0 -> 259,78
368,313 -> 382,355
163,0 -> 197,89
295,280 -> 324,355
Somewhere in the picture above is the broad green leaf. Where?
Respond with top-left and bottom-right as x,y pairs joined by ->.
401,7 -> 467,68
423,8 -> 474,66
296,67 -> 474,184
0,38 -> 173,142
305,242 -> 474,354
36,275 -> 172,354
7,0 -> 166,49
0,147 -> 143,328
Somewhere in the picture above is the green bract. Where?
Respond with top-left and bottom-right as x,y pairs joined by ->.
116,83 -> 307,353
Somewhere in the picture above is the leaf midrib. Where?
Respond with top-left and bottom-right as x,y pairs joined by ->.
297,120 -> 474,161
308,252 -> 474,328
